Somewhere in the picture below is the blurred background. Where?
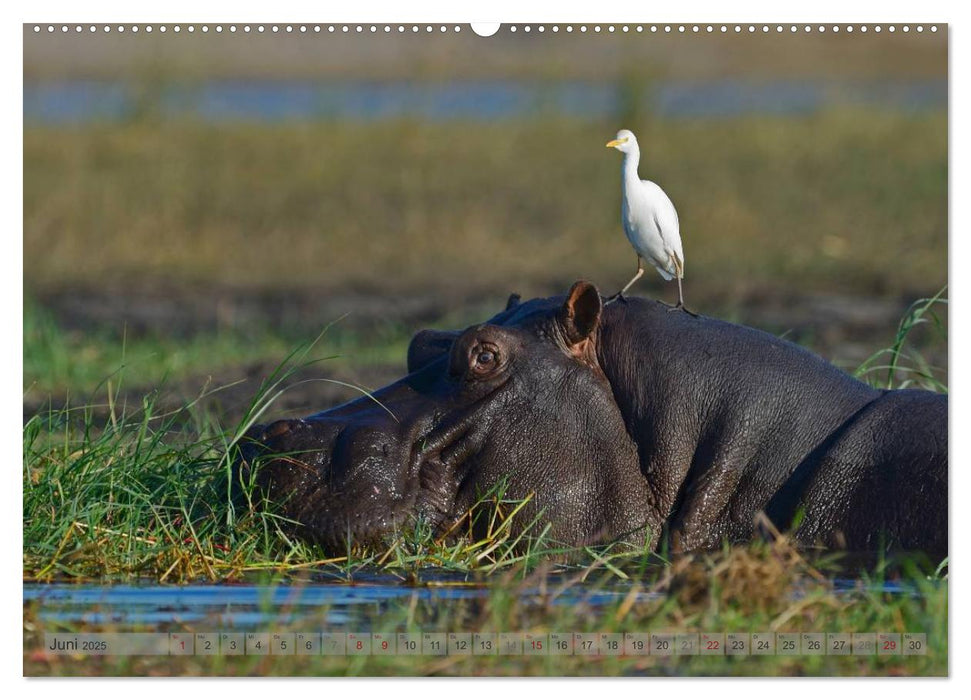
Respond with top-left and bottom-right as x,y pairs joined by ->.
23,25 -> 948,422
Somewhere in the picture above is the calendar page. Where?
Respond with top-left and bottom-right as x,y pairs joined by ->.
22,17 -> 948,679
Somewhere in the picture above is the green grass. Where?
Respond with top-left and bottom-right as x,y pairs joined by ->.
24,110 -> 946,303
24,297 -> 286,399
22,356 -> 636,582
24,329 -> 357,582
23,296 -> 412,401
855,286 -> 948,392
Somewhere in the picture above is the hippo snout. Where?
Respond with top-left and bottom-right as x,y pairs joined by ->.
234,411 -> 428,551
237,418 -> 337,501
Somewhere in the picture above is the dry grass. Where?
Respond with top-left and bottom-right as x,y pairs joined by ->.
25,110 -> 946,304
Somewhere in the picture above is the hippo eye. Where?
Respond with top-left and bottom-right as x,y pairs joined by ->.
469,343 -> 501,375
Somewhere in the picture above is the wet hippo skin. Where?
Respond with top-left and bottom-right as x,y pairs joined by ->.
237,281 -> 947,557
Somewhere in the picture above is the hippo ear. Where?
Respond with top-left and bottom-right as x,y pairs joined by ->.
505,293 -> 521,311
559,280 -> 602,346
407,329 -> 460,373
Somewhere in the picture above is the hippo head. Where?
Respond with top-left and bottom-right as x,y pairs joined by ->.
238,281 -> 651,553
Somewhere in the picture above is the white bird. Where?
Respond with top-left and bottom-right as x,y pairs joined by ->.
605,128 -> 690,312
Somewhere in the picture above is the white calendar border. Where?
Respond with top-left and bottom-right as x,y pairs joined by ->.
5,0 -> 964,697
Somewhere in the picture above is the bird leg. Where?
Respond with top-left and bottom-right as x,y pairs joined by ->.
605,257 -> 645,305
668,269 -> 699,317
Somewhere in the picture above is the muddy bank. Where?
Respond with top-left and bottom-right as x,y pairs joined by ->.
33,282 -> 938,345
33,283 -> 479,338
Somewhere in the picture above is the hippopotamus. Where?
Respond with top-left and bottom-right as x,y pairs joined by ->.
237,281 -> 947,557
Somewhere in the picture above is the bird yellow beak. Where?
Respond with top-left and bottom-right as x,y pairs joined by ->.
606,138 -> 627,148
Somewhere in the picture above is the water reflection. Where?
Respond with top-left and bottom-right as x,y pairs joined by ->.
23,78 -> 946,124
24,573 -> 932,631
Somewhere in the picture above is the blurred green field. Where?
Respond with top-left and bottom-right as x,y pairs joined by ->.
23,296 -> 412,398
25,110 -> 946,299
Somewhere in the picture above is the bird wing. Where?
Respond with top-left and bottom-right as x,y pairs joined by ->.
644,179 -> 684,275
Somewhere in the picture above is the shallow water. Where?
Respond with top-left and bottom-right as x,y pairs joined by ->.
26,580 -> 485,628
23,78 -> 946,124
24,574 -> 656,630
24,575 -> 926,631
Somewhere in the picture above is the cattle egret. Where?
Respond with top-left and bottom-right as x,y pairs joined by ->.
605,129 -> 690,312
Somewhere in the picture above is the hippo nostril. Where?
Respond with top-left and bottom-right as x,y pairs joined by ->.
262,420 -> 293,441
